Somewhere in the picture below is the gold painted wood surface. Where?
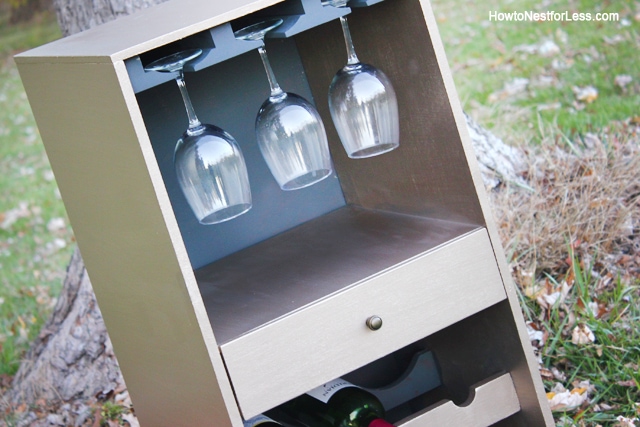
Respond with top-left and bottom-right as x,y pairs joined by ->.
15,58 -> 240,426
221,228 -> 506,418
397,373 -> 521,427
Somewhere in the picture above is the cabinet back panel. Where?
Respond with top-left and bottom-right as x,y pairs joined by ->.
135,38 -> 346,269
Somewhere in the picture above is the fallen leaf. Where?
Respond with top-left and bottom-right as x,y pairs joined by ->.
122,413 -> 140,427
573,85 -> 598,103
540,367 -> 554,380
1,202 -> 30,230
552,58 -> 573,70
537,102 -> 562,112
617,380 -> 637,387
555,28 -> 568,44
47,217 -> 66,233
573,100 -> 586,111
552,367 -> 567,381
615,75 -> 633,89
488,77 -> 530,102
572,324 -> 596,345
614,416 -> 637,427
538,39 -> 560,56
547,382 -> 589,411
535,279 -> 572,309
604,34 -> 626,45
512,43 -> 538,54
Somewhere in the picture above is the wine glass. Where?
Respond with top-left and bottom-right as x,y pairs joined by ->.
145,49 -> 252,224
325,0 -> 400,159
235,19 -> 333,191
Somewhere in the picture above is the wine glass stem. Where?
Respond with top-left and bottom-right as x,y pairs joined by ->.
175,70 -> 202,132
340,16 -> 360,65
258,46 -> 285,99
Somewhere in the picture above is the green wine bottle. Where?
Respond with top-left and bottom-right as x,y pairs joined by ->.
281,379 -> 396,427
244,414 -> 283,427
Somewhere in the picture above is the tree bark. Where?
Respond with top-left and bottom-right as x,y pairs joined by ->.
6,0 -> 527,420
464,112 -> 527,189
5,249 -> 122,405
52,0 -> 168,37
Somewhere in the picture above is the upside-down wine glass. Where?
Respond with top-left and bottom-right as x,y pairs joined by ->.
325,0 -> 400,158
234,19 -> 333,191
145,49 -> 252,224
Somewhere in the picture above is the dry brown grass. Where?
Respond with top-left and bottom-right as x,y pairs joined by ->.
489,120 -> 640,289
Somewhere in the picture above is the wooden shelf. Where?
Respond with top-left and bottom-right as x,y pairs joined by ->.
195,206 -> 480,345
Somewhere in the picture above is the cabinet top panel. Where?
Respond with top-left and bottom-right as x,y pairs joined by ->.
15,0 -> 284,63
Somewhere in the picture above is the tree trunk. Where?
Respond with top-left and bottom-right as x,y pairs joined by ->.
464,112 -> 527,189
6,0 -> 526,422
52,0 -> 168,37
5,248 -> 122,405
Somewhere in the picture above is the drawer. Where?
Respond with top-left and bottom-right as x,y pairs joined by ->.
396,373 -> 520,427
220,228 -> 507,418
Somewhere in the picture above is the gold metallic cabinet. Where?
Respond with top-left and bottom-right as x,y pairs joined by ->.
15,0 -> 554,425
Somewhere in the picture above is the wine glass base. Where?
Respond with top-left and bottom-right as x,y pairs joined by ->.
280,169 -> 332,191
234,19 -> 284,41
144,49 -> 203,73
348,142 -> 399,159
199,203 -> 252,225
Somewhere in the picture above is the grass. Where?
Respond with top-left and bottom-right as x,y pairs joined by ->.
0,9 -> 70,376
432,0 -> 640,143
536,249 -> 640,425
487,128 -> 640,425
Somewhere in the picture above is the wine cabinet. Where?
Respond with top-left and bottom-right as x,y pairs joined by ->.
15,0 -> 554,425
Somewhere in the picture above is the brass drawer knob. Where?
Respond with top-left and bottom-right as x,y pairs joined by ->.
366,315 -> 383,331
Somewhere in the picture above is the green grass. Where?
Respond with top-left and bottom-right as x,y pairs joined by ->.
0,9 -> 61,59
0,10 -> 70,375
533,249 -> 640,425
433,0 -> 640,141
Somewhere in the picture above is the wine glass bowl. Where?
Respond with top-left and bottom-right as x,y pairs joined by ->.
235,19 -> 333,191
174,124 -> 252,224
329,62 -> 399,159
145,49 -> 252,224
326,8 -> 400,159
256,92 -> 332,190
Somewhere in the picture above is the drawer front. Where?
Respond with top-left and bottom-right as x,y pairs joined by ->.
221,229 -> 506,419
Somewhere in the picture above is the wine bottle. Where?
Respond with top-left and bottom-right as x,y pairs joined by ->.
244,414 -> 283,427
280,378 -> 396,427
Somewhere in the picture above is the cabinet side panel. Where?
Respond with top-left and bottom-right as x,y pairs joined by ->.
415,1 -> 555,424
16,60 -> 239,427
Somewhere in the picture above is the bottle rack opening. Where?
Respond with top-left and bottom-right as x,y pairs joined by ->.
261,300 -> 531,427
